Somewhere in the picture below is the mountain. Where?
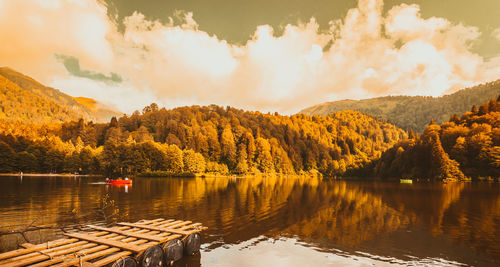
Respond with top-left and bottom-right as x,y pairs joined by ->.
0,104 -> 407,176
372,97 -> 499,181
301,81 -> 500,132
0,67 -> 121,123
0,74 -> 79,123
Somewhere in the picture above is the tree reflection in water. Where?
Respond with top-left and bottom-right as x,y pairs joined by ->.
0,176 -> 499,265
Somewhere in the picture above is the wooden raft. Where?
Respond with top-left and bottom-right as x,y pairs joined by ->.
0,218 -> 207,267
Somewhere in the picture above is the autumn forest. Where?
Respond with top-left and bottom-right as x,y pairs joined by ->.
0,68 -> 499,181
0,104 -> 407,177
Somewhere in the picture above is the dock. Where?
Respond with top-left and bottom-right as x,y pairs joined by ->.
0,218 -> 207,267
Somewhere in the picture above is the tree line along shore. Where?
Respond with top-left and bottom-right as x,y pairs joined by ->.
0,97 -> 497,181
0,105 -> 405,178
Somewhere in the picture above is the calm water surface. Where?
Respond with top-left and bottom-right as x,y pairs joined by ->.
0,176 -> 499,266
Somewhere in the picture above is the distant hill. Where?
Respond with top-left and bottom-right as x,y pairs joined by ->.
301,81 -> 500,132
0,75 -> 79,123
372,97 -> 499,180
0,67 -> 121,123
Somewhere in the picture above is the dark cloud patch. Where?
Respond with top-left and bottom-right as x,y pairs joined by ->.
55,54 -> 122,83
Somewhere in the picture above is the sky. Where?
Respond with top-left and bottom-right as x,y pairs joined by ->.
0,0 -> 499,114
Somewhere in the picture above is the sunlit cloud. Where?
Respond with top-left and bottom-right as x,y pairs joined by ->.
493,28 -> 500,42
50,76 -> 154,113
1,0 -> 499,114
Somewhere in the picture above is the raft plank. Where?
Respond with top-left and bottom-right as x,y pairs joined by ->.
178,223 -> 208,231
142,218 -> 166,224
182,222 -> 202,228
0,218 -> 207,266
153,220 -> 189,229
110,220 -> 174,236
0,243 -> 97,267
117,222 -> 201,235
148,220 -> 183,228
54,248 -> 120,267
150,219 -> 175,225
51,247 -> 121,267
38,235 -> 148,267
0,241 -> 89,265
64,233 -> 149,253
58,235 -> 148,267
86,225 -> 171,242
20,243 -> 35,249
163,221 -> 193,228
91,251 -> 132,266
0,238 -> 78,261
29,245 -> 109,267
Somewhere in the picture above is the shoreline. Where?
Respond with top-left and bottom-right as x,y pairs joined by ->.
0,173 -> 103,177
139,172 -> 324,179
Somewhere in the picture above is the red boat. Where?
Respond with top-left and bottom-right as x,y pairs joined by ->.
106,179 -> 132,185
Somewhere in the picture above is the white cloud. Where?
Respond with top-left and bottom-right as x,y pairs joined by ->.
493,28 -> 500,42
0,0 -> 113,78
50,76 -> 155,113
1,0 -> 499,114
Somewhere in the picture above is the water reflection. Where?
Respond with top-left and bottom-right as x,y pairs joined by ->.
0,176 -> 499,266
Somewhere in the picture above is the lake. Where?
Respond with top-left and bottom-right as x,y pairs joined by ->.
0,176 -> 499,266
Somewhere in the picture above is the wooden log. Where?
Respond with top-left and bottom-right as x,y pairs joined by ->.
180,223 -> 202,229
111,220 -> 174,237
64,233 -> 150,253
92,251 -> 133,266
178,223 -> 207,232
139,218 -> 167,224
104,232 -> 150,246
50,247 -> 121,267
29,245 -> 110,267
0,241 -> 89,265
61,236 -> 148,267
48,232 -> 152,267
86,225 -> 174,242
153,232 -> 173,239
0,242 -> 97,267
155,220 -> 185,227
19,243 -> 35,249
0,238 -> 78,261
160,221 -> 192,229
117,222 -> 198,236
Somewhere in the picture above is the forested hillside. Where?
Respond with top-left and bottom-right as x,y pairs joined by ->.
372,97 -> 500,180
0,104 -> 406,177
0,67 -> 120,123
301,81 -> 500,132
0,75 -> 79,122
